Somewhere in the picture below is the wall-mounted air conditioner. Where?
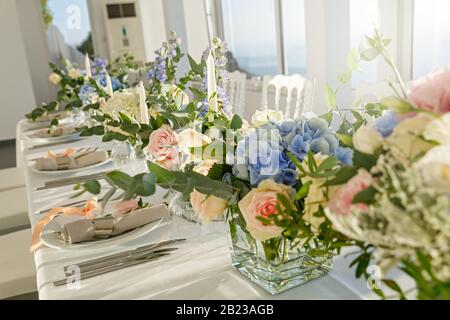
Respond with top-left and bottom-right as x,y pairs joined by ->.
103,1 -> 145,61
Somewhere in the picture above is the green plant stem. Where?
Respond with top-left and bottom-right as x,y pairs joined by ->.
381,48 -> 408,99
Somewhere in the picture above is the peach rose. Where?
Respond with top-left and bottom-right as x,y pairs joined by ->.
238,180 -> 294,241
155,148 -> 179,170
190,189 -> 227,223
193,159 -> 217,176
328,170 -> 372,216
408,66 -> 450,114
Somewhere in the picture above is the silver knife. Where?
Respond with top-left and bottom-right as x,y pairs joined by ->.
53,252 -> 170,287
78,247 -> 178,273
36,172 -> 109,191
64,238 -> 186,271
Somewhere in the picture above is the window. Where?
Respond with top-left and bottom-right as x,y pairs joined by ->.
281,0 -> 306,75
413,0 -> 450,78
220,0 -> 306,77
221,0 -> 278,76
350,0 -> 379,86
44,0 -> 93,65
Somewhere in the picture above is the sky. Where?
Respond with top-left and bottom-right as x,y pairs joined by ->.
47,0 -> 92,46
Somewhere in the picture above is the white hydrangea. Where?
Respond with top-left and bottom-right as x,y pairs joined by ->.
102,88 -> 141,122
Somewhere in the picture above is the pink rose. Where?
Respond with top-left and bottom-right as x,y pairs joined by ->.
147,125 -> 178,169
328,170 -> 372,216
238,180 -> 293,241
190,189 -> 227,223
408,66 -> 450,114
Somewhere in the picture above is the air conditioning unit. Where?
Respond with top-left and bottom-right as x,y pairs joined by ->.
103,1 -> 146,62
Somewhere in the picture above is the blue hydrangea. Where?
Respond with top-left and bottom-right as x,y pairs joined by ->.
91,58 -> 108,75
234,118 -> 354,186
95,73 -> 123,92
196,100 -> 209,118
374,110 -> 398,138
79,84 -> 97,105
333,147 -> 354,166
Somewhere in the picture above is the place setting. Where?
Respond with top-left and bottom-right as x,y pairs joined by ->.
30,147 -> 111,175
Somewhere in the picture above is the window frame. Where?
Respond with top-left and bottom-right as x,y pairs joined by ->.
209,0 -> 306,76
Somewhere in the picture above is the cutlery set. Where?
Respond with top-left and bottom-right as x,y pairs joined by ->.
53,239 -> 186,286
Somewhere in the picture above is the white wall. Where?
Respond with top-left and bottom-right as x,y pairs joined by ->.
0,0 -> 37,140
16,0 -> 55,105
138,0 -> 167,61
182,0 -> 209,60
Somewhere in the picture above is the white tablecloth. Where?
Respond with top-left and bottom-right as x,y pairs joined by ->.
17,120 -> 413,300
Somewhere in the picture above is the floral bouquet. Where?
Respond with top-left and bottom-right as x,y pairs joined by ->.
323,69 -> 450,299
312,28 -> 450,299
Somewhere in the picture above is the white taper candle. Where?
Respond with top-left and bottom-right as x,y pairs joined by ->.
139,81 -> 149,124
105,72 -> 113,96
85,54 -> 92,78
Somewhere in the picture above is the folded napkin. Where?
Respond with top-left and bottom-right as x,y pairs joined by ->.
32,125 -> 76,138
35,149 -> 108,171
59,203 -> 169,243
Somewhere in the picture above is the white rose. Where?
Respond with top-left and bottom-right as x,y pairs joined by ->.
68,68 -> 82,79
353,125 -> 383,155
205,127 -> 222,140
415,145 -> 450,191
251,109 -> 284,128
177,128 -> 211,151
48,73 -> 62,85
424,113 -> 450,146
386,113 -> 434,165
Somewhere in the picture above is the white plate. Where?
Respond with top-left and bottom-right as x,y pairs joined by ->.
40,216 -> 167,251
31,158 -> 111,175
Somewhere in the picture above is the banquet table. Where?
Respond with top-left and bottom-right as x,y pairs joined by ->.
16,119 -> 413,300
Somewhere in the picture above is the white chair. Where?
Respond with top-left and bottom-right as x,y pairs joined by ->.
0,187 -> 30,234
261,74 -> 316,119
224,70 -> 247,117
0,167 -> 25,192
0,228 -> 37,299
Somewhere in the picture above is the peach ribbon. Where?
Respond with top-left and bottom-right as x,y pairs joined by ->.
30,199 -> 99,253
46,147 -> 75,159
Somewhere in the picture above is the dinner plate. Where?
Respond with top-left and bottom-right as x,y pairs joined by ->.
31,158 -> 111,175
40,216 -> 167,251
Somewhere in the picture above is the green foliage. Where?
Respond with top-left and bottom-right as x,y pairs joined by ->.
40,0 -> 53,30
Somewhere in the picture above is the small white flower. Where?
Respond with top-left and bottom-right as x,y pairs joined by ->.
68,68 -> 82,79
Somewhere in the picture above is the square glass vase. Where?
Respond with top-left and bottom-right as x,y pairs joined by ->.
228,220 -> 333,295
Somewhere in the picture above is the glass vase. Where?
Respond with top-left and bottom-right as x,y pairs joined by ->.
111,140 -> 136,169
228,219 -> 333,295
168,191 -> 225,230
